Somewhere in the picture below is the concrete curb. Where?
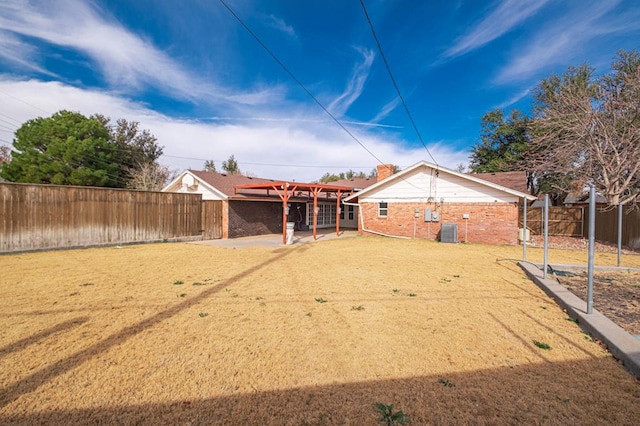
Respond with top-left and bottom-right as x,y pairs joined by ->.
545,263 -> 640,274
519,261 -> 640,378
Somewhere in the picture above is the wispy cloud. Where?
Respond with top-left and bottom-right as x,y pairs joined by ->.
0,31 -> 58,77
0,0 -> 282,106
263,14 -> 297,39
443,0 -> 550,59
327,48 -> 375,116
493,87 -> 531,110
494,0 -> 639,84
0,78 -> 469,180
370,96 -> 401,124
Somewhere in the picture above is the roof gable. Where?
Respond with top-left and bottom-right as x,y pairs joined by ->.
343,161 -> 536,202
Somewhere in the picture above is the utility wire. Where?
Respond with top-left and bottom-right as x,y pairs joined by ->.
0,90 -> 51,115
164,154 -> 377,170
219,0 -> 430,194
219,0 -> 386,168
359,0 -> 439,168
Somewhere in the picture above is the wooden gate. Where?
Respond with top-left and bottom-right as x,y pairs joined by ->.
202,200 -> 223,240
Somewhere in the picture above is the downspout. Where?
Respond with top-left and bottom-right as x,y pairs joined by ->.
342,201 -> 410,240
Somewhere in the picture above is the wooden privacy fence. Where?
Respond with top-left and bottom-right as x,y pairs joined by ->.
0,183 -> 218,253
586,205 -> 640,249
521,206 -> 584,237
202,200 -> 223,240
520,204 -> 640,249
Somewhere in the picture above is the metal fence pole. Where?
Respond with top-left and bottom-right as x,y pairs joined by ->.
522,198 -> 527,261
543,194 -> 549,279
617,203 -> 622,267
587,185 -> 595,314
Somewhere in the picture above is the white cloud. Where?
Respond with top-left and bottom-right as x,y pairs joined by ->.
0,0 -> 282,106
327,48 -> 376,117
0,31 -> 58,77
0,78 -> 470,182
495,0 -> 639,84
370,97 -> 401,124
444,0 -> 550,59
493,87 -> 532,110
264,14 -> 297,39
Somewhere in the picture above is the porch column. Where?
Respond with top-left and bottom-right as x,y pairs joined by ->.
281,185 -> 289,245
336,190 -> 341,236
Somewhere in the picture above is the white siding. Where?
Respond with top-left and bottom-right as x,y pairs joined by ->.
360,167 -> 519,203
164,182 -> 225,201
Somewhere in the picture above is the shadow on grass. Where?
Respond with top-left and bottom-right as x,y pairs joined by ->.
1,357 -> 638,425
0,317 -> 89,357
0,245 -> 307,410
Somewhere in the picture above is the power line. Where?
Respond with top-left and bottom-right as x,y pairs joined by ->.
163,154 -> 376,170
219,0 -> 387,168
0,89 -> 51,115
0,112 -> 22,125
359,0 -> 439,168
218,1 -> 431,194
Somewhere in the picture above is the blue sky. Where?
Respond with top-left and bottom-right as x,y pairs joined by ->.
0,0 -> 638,182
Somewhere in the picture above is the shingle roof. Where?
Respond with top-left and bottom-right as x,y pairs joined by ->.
331,177 -> 376,191
189,170 -> 276,197
470,171 -> 529,194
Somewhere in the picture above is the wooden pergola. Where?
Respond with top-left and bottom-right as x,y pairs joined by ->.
233,181 -> 355,244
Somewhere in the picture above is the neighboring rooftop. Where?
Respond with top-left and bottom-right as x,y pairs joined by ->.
189,170 -> 275,197
471,171 -> 529,194
331,177 -> 376,191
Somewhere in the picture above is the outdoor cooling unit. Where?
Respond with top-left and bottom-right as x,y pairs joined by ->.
440,223 -> 458,243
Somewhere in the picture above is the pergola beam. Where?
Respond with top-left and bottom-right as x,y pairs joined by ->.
233,181 -> 354,244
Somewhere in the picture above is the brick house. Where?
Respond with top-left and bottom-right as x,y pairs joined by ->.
163,170 -> 366,239
343,162 -> 536,245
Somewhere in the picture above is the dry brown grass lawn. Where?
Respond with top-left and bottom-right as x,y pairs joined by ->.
1,236 -> 639,425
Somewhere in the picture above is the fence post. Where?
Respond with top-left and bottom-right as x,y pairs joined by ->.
543,194 -> 549,279
617,203 -> 622,267
522,198 -> 527,261
587,185 -> 595,315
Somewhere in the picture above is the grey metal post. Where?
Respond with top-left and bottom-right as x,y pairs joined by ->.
617,203 -> 622,267
543,194 -> 549,279
522,198 -> 527,261
587,185 -> 595,314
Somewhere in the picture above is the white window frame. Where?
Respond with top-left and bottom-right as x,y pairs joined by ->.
378,202 -> 388,217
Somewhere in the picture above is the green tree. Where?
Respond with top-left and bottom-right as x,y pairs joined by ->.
469,109 -> 530,173
319,169 -> 372,183
94,115 -> 163,183
528,50 -> 640,207
222,155 -> 241,175
0,110 -> 119,186
203,160 -> 217,172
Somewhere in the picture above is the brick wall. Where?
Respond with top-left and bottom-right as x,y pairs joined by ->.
359,202 -> 519,245
228,200 -> 283,238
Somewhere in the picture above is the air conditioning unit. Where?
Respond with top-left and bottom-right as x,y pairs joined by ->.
440,223 -> 458,243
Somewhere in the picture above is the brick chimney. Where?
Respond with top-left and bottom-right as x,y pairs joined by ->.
377,164 -> 395,182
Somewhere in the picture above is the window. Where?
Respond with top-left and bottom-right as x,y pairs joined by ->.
307,203 -> 337,226
378,202 -> 388,217
348,205 -> 354,220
